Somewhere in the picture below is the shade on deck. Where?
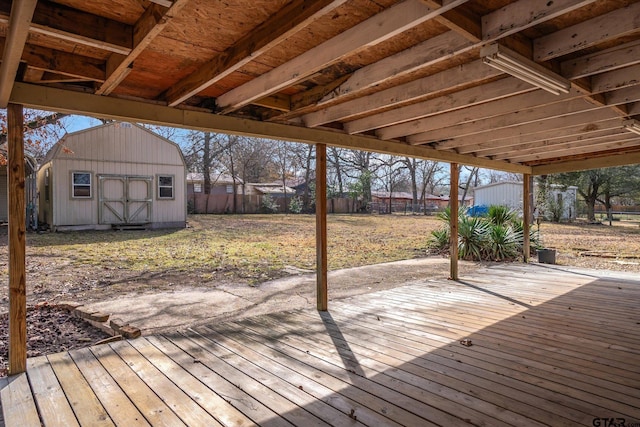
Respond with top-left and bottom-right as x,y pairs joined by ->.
2,263 -> 639,426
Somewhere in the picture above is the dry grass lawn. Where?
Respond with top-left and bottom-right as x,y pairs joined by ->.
0,214 -> 638,307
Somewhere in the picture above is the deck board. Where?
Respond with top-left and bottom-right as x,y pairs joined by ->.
1,263 -> 640,426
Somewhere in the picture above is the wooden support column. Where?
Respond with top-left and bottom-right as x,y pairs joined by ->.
522,174 -> 532,263
8,103 -> 27,374
315,143 -> 328,311
449,163 -> 459,280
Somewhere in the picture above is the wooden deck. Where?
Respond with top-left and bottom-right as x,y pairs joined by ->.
2,263 -> 640,426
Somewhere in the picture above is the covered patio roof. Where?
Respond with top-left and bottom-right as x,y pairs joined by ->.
1,0 -> 640,174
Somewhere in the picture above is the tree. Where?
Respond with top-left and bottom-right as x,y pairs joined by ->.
551,169 -> 606,222
597,165 -> 640,225
417,160 -> 445,213
0,109 -> 68,162
378,155 -> 408,213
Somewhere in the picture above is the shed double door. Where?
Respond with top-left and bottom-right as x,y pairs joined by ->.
98,174 -> 152,225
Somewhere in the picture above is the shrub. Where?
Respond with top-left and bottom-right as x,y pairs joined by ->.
428,204 -> 539,262
261,194 -> 279,214
289,196 -> 303,214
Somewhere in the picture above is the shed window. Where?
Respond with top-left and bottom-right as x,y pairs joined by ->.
193,183 -> 202,193
226,184 -> 233,194
158,175 -> 174,199
72,172 -> 91,198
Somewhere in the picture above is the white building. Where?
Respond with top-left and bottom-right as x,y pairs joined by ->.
37,122 -> 186,231
473,181 -> 578,220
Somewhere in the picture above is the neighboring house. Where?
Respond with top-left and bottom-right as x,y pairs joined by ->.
186,172 -> 242,195
473,181 -> 577,220
245,182 -> 297,198
37,122 -> 186,231
0,145 -> 38,228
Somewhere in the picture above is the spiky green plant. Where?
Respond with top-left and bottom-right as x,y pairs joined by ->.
429,228 -> 450,250
488,224 -> 520,260
487,205 -> 518,226
457,215 -> 490,260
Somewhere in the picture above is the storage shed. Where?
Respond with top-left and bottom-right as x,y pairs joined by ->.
473,181 -> 577,220
37,122 -> 186,231
0,145 -> 38,228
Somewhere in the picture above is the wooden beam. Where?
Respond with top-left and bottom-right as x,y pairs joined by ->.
492,132 -> 636,161
215,0 -> 438,113
377,87 -> 583,141
0,0 -> 37,108
449,163 -> 459,280
315,143 -> 328,311
561,39 -> 640,79
10,82 -> 532,174
410,98 -> 610,145
344,77 -> 535,135
591,64 -> 640,94
96,0 -> 190,95
252,95 -> 291,112
531,152 -> 640,174
14,42 -> 106,82
165,0 -> 348,107
534,2 -> 640,62
429,110 -> 621,150
7,103 -> 27,374
314,30 -> 474,110
303,60 -> 502,128
466,122 -> 625,156
504,137 -> 640,163
522,174 -> 531,263
0,0 -> 133,56
482,0 -> 598,41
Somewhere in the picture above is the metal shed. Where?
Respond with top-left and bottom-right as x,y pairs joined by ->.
473,181 -> 578,220
37,122 -> 186,231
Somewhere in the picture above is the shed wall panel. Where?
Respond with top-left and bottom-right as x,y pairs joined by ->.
40,123 -> 186,228
474,182 -> 523,210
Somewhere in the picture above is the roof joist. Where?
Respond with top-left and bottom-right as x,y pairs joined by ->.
9,82 -> 531,174
214,0 -> 466,113
164,0 -> 349,107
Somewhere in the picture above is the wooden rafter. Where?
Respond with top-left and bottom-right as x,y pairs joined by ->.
464,121 -> 625,156
532,152 -> 640,174
0,0 -> 37,108
215,0 -> 442,113
495,134 -> 640,162
9,82 -> 531,173
482,0 -> 599,41
343,78 -> 535,134
15,43 -> 106,82
534,1 -> 640,62
411,100 -> 616,146
0,0 -> 133,55
165,0 -> 349,107
433,112 -> 623,151
302,60 -> 502,128
561,39 -> 640,79
312,30 -> 474,111
96,0 -> 190,96
377,88 -> 584,141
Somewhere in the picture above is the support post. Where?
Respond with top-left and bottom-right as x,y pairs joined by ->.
315,143 -> 328,311
523,174 -> 532,263
449,163 -> 459,280
8,103 -> 27,374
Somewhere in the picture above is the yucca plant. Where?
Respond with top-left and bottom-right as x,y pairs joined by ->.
457,215 -> 490,260
487,205 -> 518,227
488,224 -> 520,260
429,228 -> 450,250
